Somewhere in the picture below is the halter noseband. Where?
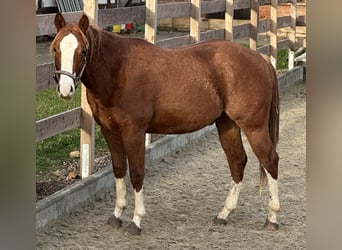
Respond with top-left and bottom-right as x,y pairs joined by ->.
53,48 -> 88,89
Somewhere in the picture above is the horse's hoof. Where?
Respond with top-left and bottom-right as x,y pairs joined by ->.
124,222 -> 142,236
212,216 -> 227,225
107,215 -> 122,229
264,219 -> 279,230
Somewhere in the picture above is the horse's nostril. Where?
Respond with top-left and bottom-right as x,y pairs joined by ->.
70,86 -> 74,93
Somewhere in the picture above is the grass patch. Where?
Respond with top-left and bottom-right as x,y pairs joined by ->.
36,87 -> 81,120
277,48 -> 289,70
36,87 -> 108,175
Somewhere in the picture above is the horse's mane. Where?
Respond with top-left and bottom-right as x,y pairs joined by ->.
85,25 -> 102,62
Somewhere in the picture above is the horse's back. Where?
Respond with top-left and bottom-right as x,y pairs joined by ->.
122,38 -> 276,133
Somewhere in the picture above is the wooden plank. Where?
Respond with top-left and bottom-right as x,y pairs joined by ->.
36,63 -> 55,92
157,30 -> 226,49
158,2 -> 190,19
278,38 -> 291,51
277,16 -> 291,29
190,0 -> 201,44
233,23 -> 250,40
156,35 -> 191,48
250,0 -> 259,50
202,0 -> 225,14
257,44 -> 270,55
257,39 -> 290,55
36,107 -> 81,142
201,29 -> 225,41
234,0 -> 250,10
257,16 -> 291,33
259,0 -> 290,5
225,0 -> 234,41
98,6 -> 146,27
258,18 -> 270,33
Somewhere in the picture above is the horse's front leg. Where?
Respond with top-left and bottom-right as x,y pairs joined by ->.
101,128 -> 128,229
122,127 -> 146,235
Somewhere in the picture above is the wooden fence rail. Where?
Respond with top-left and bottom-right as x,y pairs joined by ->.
36,0 -> 304,177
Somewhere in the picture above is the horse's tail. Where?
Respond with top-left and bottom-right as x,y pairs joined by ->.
259,61 -> 279,194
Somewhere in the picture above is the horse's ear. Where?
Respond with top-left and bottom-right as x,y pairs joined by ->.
78,14 -> 89,33
54,12 -> 66,31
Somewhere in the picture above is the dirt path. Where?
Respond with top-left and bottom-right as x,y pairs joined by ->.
37,81 -> 306,249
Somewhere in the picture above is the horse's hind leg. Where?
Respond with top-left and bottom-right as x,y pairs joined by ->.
213,114 -> 247,225
101,128 -> 128,229
121,127 -> 146,235
243,126 -> 280,230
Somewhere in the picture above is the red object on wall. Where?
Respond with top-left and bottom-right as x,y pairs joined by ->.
125,23 -> 134,30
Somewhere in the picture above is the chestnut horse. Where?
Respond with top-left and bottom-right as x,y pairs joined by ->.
52,13 -> 280,235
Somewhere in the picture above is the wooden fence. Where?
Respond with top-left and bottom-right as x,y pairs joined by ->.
36,0 -> 303,178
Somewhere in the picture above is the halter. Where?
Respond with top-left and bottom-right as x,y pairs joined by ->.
53,48 -> 88,90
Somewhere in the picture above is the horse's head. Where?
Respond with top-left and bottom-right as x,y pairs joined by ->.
51,13 -> 90,100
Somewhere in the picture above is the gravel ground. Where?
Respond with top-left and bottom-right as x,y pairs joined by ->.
37,81 -> 306,249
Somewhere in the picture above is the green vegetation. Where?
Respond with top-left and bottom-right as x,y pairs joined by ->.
36,88 -> 108,174
277,48 -> 289,70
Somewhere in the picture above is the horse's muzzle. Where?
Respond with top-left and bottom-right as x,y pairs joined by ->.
56,84 -> 75,100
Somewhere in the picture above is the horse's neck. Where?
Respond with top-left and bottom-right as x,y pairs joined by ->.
82,28 -> 124,96
87,26 -> 124,64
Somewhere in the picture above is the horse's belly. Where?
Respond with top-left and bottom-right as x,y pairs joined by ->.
147,96 -> 222,134
147,117 -> 215,134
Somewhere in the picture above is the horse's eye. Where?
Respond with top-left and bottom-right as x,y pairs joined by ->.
82,49 -> 87,56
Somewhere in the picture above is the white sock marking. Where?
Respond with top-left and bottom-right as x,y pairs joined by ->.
265,170 -> 280,223
217,181 -> 243,220
59,33 -> 78,97
132,188 -> 145,228
113,178 -> 127,218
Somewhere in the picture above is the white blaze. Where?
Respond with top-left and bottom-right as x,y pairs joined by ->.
59,33 -> 78,97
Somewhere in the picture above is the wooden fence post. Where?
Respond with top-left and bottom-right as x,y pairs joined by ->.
145,0 -> 157,44
190,0 -> 201,43
250,0 -> 259,50
145,0 -> 157,146
270,0 -> 278,68
225,0 -> 234,41
80,0 -> 98,178
288,0 -> 297,69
